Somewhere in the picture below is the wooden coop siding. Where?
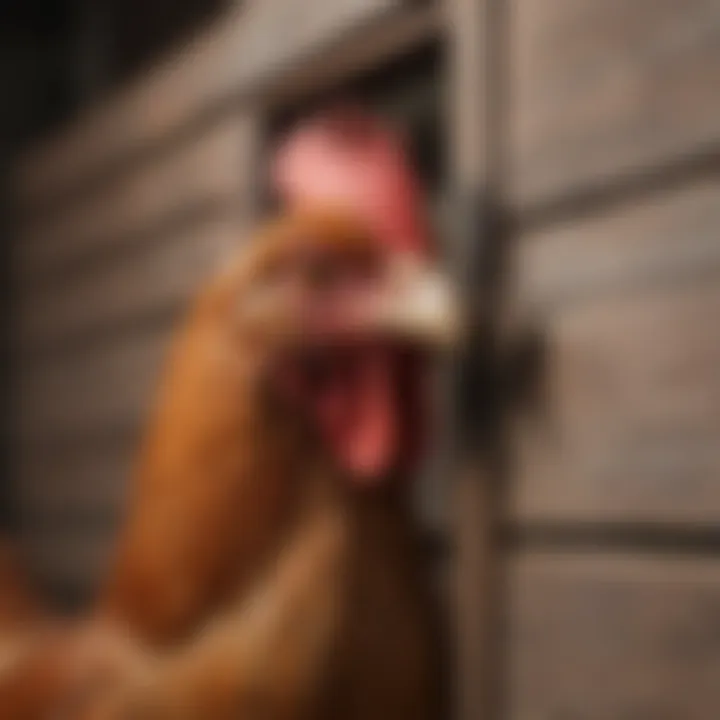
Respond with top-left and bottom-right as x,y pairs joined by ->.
504,0 -> 720,717
511,178 -> 720,526
507,0 -> 720,527
12,113 -> 257,591
16,118 -> 249,291
507,552 -> 720,720
509,0 -> 720,211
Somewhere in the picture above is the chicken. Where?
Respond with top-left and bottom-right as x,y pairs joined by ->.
80,210 -> 455,720
0,616 -> 154,719
96,107 -> 456,653
0,540 -> 120,719
0,107 -> 458,719
0,538 -> 150,718
71,107 -> 456,720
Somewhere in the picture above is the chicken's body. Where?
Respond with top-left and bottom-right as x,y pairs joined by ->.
90,458 -> 441,720
79,207 -> 451,719
315,482 -> 440,720
97,276 -> 302,646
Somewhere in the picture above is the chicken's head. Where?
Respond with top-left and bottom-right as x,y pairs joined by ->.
247,106 -> 457,484
201,108 -> 457,485
223,207 -> 457,487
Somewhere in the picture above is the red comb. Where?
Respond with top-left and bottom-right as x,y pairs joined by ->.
271,105 -> 431,257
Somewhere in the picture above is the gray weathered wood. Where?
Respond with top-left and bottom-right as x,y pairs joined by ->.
17,116 -> 253,282
511,181 -> 720,524
510,0 -> 720,207
512,278 -> 720,525
507,552 -> 720,720
260,3 -> 440,111
12,111 -> 261,598
16,325 -> 172,445
515,178 -> 720,313
16,215 -> 241,356
15,439 -> 134,518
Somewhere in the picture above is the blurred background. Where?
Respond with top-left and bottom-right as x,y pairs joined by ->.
2,0 -> 720,717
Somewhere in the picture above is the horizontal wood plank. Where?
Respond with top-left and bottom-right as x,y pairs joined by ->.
511,279 -> 720,525
16,324 -> 172,445
259,3 -> 440,111
507,552 -> 720,720
16,215 -> 241,356
16,116 -> 252,281
511,182 -> 720,525
23,529 -> 117,592
15,0 -> 421,209
516,178 -> 720,313
510,0 -> 720,207
15,439 -> 134,518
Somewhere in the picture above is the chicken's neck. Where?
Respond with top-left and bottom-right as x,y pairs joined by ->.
290,455 -> 422,594
99,294 -> 420,648
98,314 -> 317,647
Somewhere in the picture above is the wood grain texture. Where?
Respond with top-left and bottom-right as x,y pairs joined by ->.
262,3 -> 440,111
14,0 -> 407,209
12,105 -> 259,595
511,181 -> 720,524
509,0 -> 720,207
515,178 -> 720,313
512,279 -> 720,525
507,551 -> 720,720
16,215 -> 242,356
16,116 -> 252,282
16,326 -> 172,445
445,2 -> 499,720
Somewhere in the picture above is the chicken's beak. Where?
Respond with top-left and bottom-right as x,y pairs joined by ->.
372,256 -> 462,348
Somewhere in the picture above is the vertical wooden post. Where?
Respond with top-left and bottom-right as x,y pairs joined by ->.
445,1 -> 507,719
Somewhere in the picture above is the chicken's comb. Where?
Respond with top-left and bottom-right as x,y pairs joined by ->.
271,104 -> 431,258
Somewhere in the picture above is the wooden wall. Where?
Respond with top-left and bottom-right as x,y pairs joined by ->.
10,0 -> 720,717
13,111 -> 257,594
504,0 -> 720,717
